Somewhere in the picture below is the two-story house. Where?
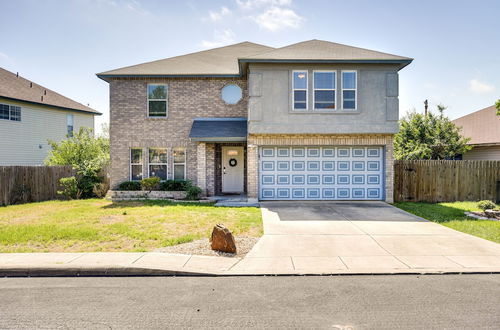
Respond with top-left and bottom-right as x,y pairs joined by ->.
97,40 -> 412,203
0,67 -> 101,165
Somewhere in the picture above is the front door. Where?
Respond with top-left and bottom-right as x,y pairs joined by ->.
222,146 -> 244,193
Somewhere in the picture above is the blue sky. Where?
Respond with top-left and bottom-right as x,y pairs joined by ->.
1,0 -> 499,131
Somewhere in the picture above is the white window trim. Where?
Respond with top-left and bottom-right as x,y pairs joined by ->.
130,148 -> 143,181
292,70 -> 308,110
0,103 -> 21,122
147,83 -> 168,118
313,70 -> 336,111
341,70 -> 357,110
148,148 -> 168,180
173,147 -> 187,181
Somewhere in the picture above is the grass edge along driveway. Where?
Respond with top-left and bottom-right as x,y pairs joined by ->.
0,199 -> 262,253
394,201 -> 500,244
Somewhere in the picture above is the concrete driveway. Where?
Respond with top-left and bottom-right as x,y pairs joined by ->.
231,201 -> 500,274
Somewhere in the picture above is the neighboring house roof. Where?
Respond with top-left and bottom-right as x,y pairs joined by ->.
189,118 -> 247,142
452,105 -> 500,145
97,42 -> 274,79
240,39 -> 413,65
97,40 -> 412,80
0,67 -> 100,115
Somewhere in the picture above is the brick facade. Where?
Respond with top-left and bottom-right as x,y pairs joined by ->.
109,77 -> 248,188
247,134 -> 395,203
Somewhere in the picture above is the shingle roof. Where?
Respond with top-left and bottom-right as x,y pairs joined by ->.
452,105 -> 500,145
240,39 -> 413,63
97,40 -> 412,80
0,67 -> 100,115
97,42 -> 274,78
189,118 -> 247,142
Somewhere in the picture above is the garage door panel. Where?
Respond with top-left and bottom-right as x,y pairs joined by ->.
259,146 -> 384,201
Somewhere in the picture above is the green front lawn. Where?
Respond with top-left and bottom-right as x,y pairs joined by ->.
0,199 -> 262,253
394,201 -> 500,243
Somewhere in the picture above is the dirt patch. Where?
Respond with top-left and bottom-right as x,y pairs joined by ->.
154,236 -> 260,257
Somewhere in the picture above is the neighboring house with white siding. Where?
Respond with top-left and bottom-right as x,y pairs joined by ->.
0,67 -> 101,165
453,105 -> 500,160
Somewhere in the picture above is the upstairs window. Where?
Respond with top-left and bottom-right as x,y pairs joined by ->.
313,71 -> 336,110
148,84 -> 168,117
148,148 -> 168,180
293,71 -> 308,110
130,148 -> 143,181
342,71 -> 357,110
0,103 -> 21,121
173,147 -> 186,180
67,114 -> 74,137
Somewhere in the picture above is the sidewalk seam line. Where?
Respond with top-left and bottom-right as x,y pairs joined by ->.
66,253 -> 87,264
131,254 -> 146,265
182,255 -> 193,268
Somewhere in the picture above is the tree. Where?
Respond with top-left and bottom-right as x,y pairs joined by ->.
45,127 -> 110,198
496,99 -> 500,116
394,104 -> 471,160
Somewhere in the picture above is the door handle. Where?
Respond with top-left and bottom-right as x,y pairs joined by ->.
223,167 -> 226,174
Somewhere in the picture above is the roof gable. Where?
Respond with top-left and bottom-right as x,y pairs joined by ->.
453,105 -> 500,145
240,39 -> 412,64
97,42 -> 274,78
0,67 -> 100,115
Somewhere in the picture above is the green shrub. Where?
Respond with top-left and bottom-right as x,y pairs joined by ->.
118,181 -> 141,191
57,176 -> 81,199
186,185 -> 203,200
160,180 -> 190,191
477,200 -> 497,211
141,177 -> 161,191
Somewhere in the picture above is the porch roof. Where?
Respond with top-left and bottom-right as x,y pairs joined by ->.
189,118 -> 247,142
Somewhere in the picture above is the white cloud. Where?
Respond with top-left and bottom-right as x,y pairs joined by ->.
252,6 -> 303,31
201,29 -> 236,48
236,0 -> 292,10
208,6 -> 231,22
469,79 -> 495,93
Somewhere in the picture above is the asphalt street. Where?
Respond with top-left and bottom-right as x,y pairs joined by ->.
0,274 -> 499,329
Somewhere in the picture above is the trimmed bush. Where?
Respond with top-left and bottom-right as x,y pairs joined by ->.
141,177 -> 161,191
118,181 -> 141,191
160,180 -> 190,191
186,185 -> 203,200
477,200 -> 497,211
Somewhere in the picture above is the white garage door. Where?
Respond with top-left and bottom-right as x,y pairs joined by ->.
259,146 -> 384,200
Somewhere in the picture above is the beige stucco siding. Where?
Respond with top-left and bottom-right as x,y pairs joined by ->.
248,63 -> 400,135
463,145 -> 500,160
0,100 -> 95,165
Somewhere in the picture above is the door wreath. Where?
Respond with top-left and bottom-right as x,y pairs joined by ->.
229,158 -> 237,167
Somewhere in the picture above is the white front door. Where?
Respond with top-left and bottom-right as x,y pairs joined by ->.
222,146 -> 244,193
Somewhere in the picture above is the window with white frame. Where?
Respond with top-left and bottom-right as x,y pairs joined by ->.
292,71 -> 308,110
0,103 -> 21,121
148,148 -> 168,180
173,147 -> 186,180
148,84 -> 168,117
313,71 -> 336,110
67,114 -> 74,137
130,148 -> 143,181
342,71 -> 357,109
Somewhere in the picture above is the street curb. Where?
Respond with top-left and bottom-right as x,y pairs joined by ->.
0,267 -> 215,277
1,267 -> 499,277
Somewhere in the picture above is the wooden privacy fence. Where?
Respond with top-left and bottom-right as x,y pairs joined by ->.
394,160 -> 500,203
0,166 -> 75,206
